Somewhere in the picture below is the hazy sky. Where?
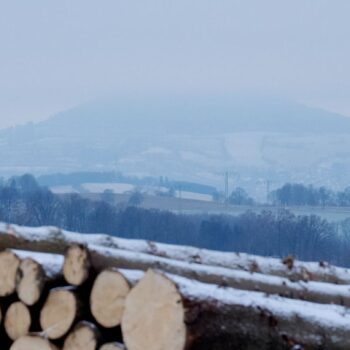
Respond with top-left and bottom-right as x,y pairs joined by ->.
1,1 -> 350,129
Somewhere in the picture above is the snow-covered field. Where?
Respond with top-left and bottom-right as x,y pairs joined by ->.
176,191 -> 212,202
51,185 -> 78,194
81,183 -> 135,194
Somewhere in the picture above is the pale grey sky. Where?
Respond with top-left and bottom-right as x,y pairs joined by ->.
0,1 -> 350,129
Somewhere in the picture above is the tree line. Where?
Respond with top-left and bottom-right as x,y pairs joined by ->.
1,174 -> 350,267
269,183 -> 350,207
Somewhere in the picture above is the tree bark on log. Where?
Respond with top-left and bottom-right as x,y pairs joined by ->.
63,321 -> 100,350
4,301 -> 31,341
121,269 -> 350,350
10,335 -> 59,350
90,269 -> 130,328
1,222 -> 350,285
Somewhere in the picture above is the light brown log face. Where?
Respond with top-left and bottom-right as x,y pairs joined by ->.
63,245 -> 91,286
63,322 -> 99,350
122,270 -> 186,350
0,250 -> 20,296
4,301 -> 31,341
16,258 -> 46,306
40,288 -> 77,339
100,343 -> 125,350
90,269 -> 130,328
10,335 -> 58,350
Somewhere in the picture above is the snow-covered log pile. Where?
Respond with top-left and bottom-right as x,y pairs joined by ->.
1,223 -> 350,349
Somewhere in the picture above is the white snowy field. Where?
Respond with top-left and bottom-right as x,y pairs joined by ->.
81,183 -> 135,194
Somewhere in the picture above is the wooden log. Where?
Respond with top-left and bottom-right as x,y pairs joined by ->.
0,295 -> 21,348
90,269 -> 130,328
121,269 -> 350,350
10,335 -> 59,350
87,245 -> 350,307
63,321 -> 100,350
2,222 -> 350,285
4,301 -> 31,341
40,287 -> 78,340
100,343 -> 125,350
14,249 -> 64,279
6,245 -> 350,309
0,250 -> 20,297
16,258 -> 48,306
63,245 -> 91,286
15,254 -> 65,307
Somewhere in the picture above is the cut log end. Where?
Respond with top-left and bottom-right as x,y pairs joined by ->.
0,250 -> 20,296
63,321 -> 99,350
91,269 -> 130,328
16,258 -> 46,306
100,343 -> 126,350
122,269 -> 186,350
10,336 -> 58,350
40,288 -> 77,340
63,245 -> 91,286
5,301 -> 32,341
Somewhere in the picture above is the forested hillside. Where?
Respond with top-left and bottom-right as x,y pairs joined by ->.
1,174 -> 350,267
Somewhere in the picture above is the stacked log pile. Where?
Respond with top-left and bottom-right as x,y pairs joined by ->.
1,223 -> 350,349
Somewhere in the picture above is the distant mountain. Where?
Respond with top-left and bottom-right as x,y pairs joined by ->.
1,95 -> 350,199
8,95 -> 350,136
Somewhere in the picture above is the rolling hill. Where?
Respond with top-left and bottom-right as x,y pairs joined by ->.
1,95 -> 350,199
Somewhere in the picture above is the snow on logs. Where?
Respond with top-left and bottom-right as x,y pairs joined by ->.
2,224 -> 350,348
3,234 -> 350,308
83,245 -> 350,308
1,222 -> 349,284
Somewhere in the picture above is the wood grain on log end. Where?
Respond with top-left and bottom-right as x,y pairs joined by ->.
63,321 -> 100,350
122,269 -> 186,350
64,244 -> 91,286
4,301 -> 31,341
0,250 -> 20,297
16,258 -> 46,306
40,287 -> 77,340
91,269 -> 130,328
10,335 -> 58,350
100,342 -> 126,350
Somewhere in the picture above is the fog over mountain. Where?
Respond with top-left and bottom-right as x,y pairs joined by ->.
2,95 -> 350,198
